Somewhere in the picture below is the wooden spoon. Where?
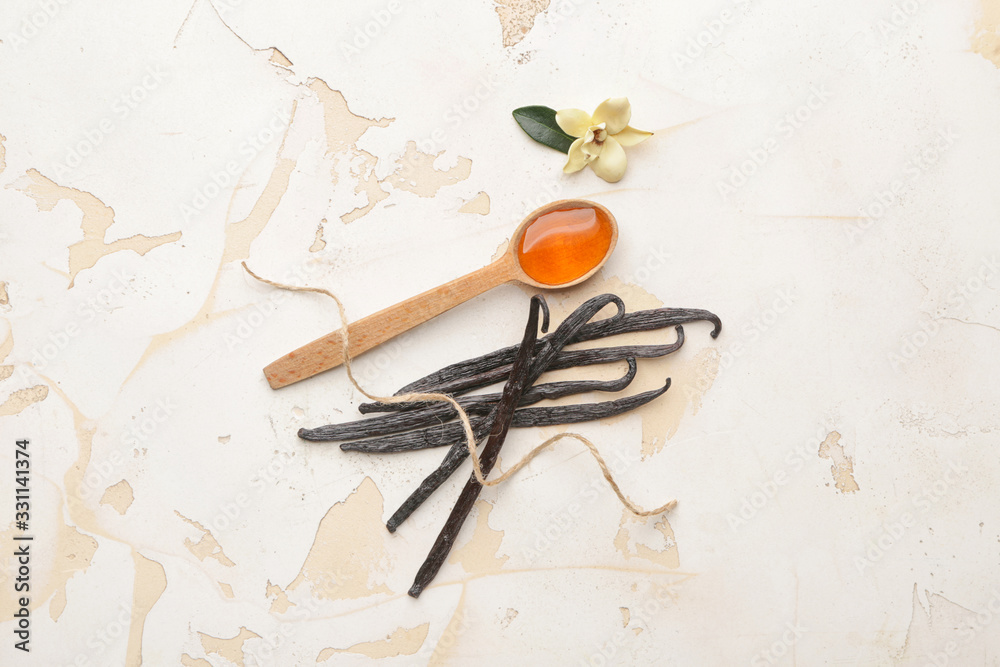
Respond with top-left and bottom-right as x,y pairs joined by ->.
263,199 -> 618,389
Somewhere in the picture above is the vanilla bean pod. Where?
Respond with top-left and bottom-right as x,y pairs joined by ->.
326,295 -> 624,452
380,357 -> 638,413
339,381 -> 671,453
378,305 -> 719,401
409,326 -> 684,399
407,295 -> 545,598
359,326 -> 683,413
385,380 -> 673,532
297,359 -> 637,442
386,294 -> 628,532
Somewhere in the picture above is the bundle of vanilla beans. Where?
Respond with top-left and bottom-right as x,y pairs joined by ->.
298,294 -> 721,597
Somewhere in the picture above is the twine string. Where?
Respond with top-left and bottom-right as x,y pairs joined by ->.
242,262 -> 675,516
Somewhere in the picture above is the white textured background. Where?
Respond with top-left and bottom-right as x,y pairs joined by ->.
2,0 -> 1000,664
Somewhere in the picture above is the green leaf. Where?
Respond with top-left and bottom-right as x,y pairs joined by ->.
512,105 -> 577,153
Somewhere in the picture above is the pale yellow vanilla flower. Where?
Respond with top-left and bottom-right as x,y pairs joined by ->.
556,97 -> 652,183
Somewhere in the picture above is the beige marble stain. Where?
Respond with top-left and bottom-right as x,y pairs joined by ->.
340,151 -> 390,223
124,73 -> 439,378
0,281 -> 9,305
49,588 -> 68,621
265,580 -> 295,613
286,476 -> 392,600
493,0 -> 551,47
973,0 -> 1000,67
218,435 -> 231,444
33,379 -> 111,627
309,220 -> 327,251
449,500 -> 509,575
14,169 -> 182,287
100,479 -> 135,515
818,431 -> 860,493
219,582 -> 235,599
181,654 -> 213,667
175,511 -> 237,567
49,377 -> 114,544
384,141 -> 472,198
895,585 -> 995,663
0,331 -> 9,379
340,140 -> 475,221
125,552 -> 168,667
309,78 -> 392,153
0,384 -> 49,416
316,623 -> 430,661
651,346 -> 720,455
620,606 -> 630,627
0,520 -> 98,621
459,191 -> 491,215
123,99 -> 299,385
614,513 -> 680,569
199,627 -> 261,667
221,154 -> 298,264
0,328 -> 12,362
268,47 -> 293,68
310,76 -> 471,222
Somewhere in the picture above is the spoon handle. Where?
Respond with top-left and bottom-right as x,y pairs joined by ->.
264,255 -> 517,389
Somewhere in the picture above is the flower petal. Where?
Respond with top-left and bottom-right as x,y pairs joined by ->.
590,136 -> 627,182
556,108 -> 593,138
592,97 -> 631,135
581,134 -> 603,160
563,137 -> 589,173
614,125 -> 653,147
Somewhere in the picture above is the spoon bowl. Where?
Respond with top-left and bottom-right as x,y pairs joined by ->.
507,199 -> 618,288
264,199 -> 618,388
